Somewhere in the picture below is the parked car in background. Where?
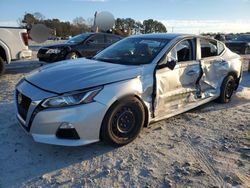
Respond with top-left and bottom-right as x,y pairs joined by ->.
225,34 -> 236,41
15,34 -> 242,146
214,34 -> 226,42
225,34 -> 250,55
37,32 -> 122,62
0,27 -> 32,75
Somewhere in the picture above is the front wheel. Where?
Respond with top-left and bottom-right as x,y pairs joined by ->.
101,97 -> 145,146
216,75 -> 236,103
0,57 -> 5,76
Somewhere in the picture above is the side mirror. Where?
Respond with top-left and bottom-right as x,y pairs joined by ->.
157,58 -> 177,70
166,59 -> 177,70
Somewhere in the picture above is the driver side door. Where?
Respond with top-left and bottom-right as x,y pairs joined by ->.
155,38 -> 201,118
81,34 -> 106,58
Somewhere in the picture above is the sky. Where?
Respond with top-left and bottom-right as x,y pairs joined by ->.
1,0 -> 250,33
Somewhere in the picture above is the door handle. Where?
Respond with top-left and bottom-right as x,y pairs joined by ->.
186,70 -> 198,76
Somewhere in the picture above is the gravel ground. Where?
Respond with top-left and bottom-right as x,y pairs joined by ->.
0,60 -> 249,188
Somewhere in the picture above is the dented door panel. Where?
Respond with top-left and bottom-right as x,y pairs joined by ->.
199,57 -> 229,98
155,60 -> 201,117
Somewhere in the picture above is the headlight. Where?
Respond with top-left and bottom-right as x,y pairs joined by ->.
41,87 -> 103,108
46,48 -> 61,54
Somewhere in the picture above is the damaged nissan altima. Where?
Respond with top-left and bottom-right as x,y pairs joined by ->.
15,33 -> 242,146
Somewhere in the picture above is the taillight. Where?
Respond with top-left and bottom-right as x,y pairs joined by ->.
21,32 -> 29,46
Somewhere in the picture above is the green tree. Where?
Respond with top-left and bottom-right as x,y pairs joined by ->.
21,12 -> 38,30
134,21 -> 144,34
143,19 -> 167,33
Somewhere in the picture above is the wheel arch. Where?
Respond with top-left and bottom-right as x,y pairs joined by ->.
99,94 -> 149,139
0,41 -> 11,63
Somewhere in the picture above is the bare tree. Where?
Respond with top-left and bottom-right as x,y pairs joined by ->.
33,12 -> 45,21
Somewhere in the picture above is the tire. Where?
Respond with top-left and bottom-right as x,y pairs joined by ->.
101,97 -> 145,146
0,57 -> 5,76
66,52 -> 78,60
217,75 -> 236,103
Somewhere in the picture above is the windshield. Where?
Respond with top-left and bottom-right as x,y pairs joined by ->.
93,37 -> 169,65
232,35 -> 250,42
66,34 -> 91,44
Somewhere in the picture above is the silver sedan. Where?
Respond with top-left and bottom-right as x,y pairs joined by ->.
15,34 -> 242,146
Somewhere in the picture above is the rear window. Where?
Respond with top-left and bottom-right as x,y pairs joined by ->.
200,39 -> 224,58
200,39 -> 218,58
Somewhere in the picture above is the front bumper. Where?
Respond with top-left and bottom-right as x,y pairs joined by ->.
37,51 -> 65,63
15,80 -> 107,146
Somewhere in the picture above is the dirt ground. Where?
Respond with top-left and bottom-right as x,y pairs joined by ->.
0,59 -> 249,188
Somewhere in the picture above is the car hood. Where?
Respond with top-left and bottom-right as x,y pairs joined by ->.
42,43 -> 72,49
25,58 -> 142,94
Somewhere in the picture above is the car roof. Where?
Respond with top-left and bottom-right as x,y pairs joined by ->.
81,32 -> 122,38
129,33 -> 196,40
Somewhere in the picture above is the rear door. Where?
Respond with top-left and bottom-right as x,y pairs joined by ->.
155,38 -> 201,117
198,38 -> 228,98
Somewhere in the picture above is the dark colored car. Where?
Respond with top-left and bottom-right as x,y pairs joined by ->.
37,33 -> 122,62
225,34 -> 250,55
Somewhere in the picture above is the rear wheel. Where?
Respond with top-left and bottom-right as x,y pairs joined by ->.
66,52 -> 78,60
0,57 -> 5,76
217,75 -> 236,103
101,97 -> 145,146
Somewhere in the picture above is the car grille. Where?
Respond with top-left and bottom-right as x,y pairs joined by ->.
16,90 -> 32,121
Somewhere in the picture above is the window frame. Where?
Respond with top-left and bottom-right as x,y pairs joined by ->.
167,38 -> 196,64
198,37 -> 225,59
217,41 -> 225,56
86,34 -> 105,45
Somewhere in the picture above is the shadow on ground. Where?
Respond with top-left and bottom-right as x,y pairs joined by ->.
4,60 -> 45,74
0,102 -> 115,187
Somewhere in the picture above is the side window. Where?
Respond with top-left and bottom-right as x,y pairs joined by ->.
217,41 -> 225,55
88,35 -> 105,44
168,40 -> 193,62
106,35 -> 120,44
200,39 -> 218,58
